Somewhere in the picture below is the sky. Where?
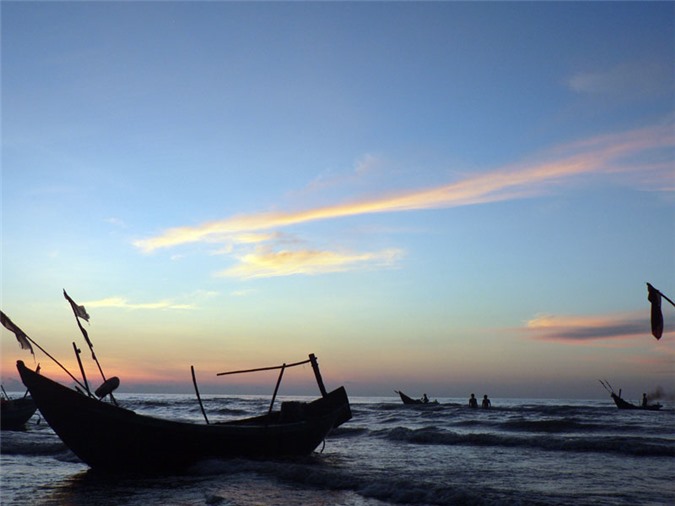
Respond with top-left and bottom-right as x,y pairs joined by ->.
1,2 -> 674,400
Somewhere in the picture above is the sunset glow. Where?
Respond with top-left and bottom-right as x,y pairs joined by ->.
2,2 -> 673,399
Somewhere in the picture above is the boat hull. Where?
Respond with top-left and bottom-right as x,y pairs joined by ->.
610,393 -> 662,411
17,360 -> 351,472
0,396 -> 37,430
396,390 -> 438,405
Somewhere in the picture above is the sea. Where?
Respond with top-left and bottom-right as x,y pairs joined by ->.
1,393 -> 673,506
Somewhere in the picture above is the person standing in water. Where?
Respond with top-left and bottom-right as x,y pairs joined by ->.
482,394 -> 491,408
469,393 -> 478,408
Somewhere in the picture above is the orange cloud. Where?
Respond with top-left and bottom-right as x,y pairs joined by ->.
134,122 -> 673,254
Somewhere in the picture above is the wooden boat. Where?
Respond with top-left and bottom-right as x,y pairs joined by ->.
17,357 -> 352,472
610,392 -> 662,411
0,395 -> 37,430
396,390 -> 438,405
600,380 -> 662,411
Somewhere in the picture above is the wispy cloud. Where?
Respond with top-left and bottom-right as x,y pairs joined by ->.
568,60 -> 673,98
230,288 -> 258,297
132,121 -> 673,279
105,217 -> 127,228
135,122 -> 672,254
84,297 -> 194,310
298,153 -> 383,197
217,247 -> 404,279
525,312 -> 651,342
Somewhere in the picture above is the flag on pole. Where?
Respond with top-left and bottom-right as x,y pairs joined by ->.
64,290 -> 93,349
0,311 -> 35,356
63,290 -> 90,322
647,283 -> 663,340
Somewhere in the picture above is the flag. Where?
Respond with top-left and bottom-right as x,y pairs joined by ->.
63,290 -> 90,322
647,283 -> 663,340
63,290 -> 94,349
0,311 -> 34,355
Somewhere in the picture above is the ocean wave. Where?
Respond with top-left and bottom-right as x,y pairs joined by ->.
330,426 -> 369,438
378,426 -> 675,457
0,432 -> 68,456
208,407 -> 252,417
188,457 -> 551,506
123,398 -> 196,409
498,417 -> 603,433
495,417 -> 661,435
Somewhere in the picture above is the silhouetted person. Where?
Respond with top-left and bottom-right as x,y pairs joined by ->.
422,393 -> 429,404
469,393 -> 478,408
482,394 -> 491,408
642,393 -> 648,407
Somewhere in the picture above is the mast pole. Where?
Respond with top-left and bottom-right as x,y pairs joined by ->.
72,342 -> 91,395
309,353 -> 327,397
191,365 -> 209,425
268,364 -> 286,417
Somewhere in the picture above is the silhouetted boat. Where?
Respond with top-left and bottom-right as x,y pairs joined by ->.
0,395 -> 37,430
610,392 -> 662,411
17,356 -> 351,472
599,380 -> 662,411
395,390 -> 438,405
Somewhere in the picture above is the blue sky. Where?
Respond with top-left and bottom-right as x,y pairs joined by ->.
2,2 -> 673,399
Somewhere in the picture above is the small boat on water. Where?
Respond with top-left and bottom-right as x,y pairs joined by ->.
18,354 -> 352,473
0,395 -> 37,430
600,380 -> 662,411
395,390 -> 438,405
610,392 -> 662,411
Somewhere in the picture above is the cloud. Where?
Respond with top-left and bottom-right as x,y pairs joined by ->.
134,121 -> 673,254
525,313 -> 650,342
568,60 -> 673,98
217,247 -> 404,279
84,296 -> 194,310
353,153 -> 381,176
230,289 -> 257,297
105,217 -> 127,228
131,121 -> 672,280
300,153 -> 383,196
207,232 -> 281,256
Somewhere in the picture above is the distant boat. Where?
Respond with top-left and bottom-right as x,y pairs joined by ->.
17,354 -> 352,472
599,380 -> 662,411
610,392 -> 662,411
0,395 -> 37,430
395,390 -> 438,405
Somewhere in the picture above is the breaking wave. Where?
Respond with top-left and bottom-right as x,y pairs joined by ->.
377,425 -> 675,457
